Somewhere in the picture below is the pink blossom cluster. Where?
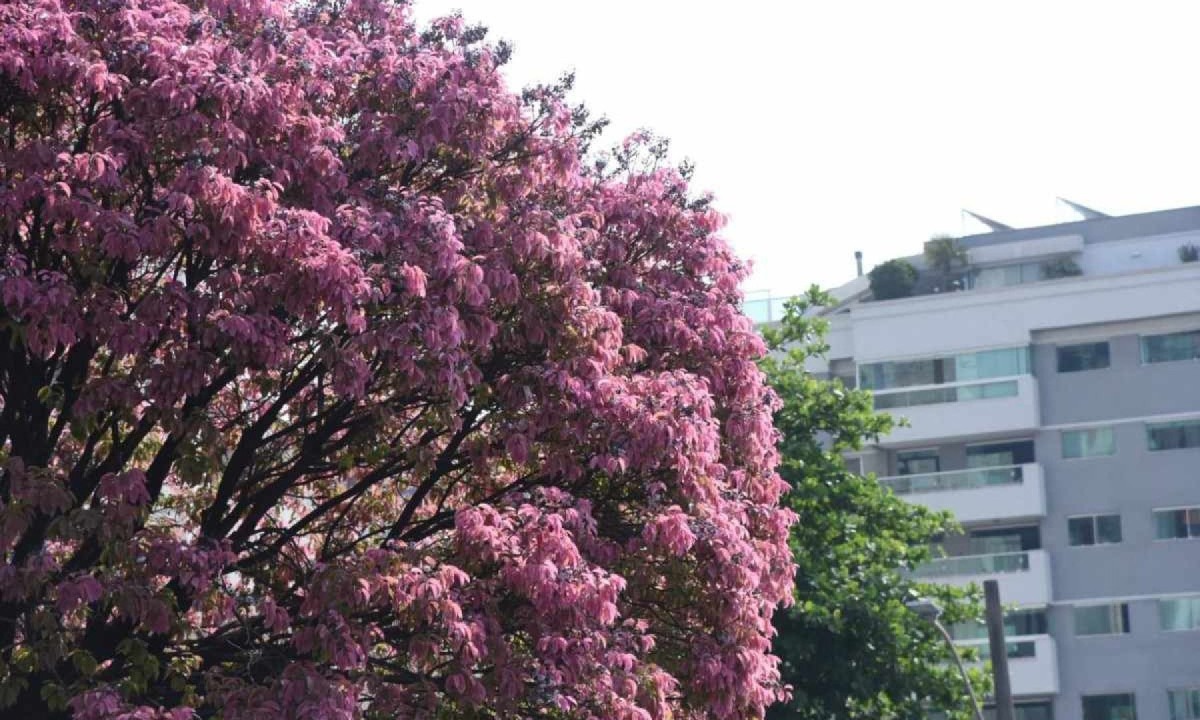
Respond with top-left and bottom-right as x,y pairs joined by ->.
0,0 -> 795,718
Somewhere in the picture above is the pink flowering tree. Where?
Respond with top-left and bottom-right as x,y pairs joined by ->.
0,1 -> 795,718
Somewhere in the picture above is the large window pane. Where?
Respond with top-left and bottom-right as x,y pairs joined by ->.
1068,517 -> 1096,546
1148,420 -> 1200,451
897,449 -> 939,476
1075,604 -> 1129,636
1062,427 -> 1115,459
967,440 -> 1035,468
969,526 -> 1040,554
860,347 -> 1029,391
1160,597 -> 1200,631
1142,331 -> 1200,363
1083,693 -> 1136,720
1096,514 -> 1123,543
1057,342 -> 1111,373
1168,689 -> 1200,720
1156,509 -> 1193,540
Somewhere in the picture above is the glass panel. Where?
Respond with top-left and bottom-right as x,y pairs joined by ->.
1062,427 -> 1115,459
860,347 -> 1029,391
1156,510 -> 1191,540
1168,690 -> 1197,720
1008,608 -> 1048,636
882,466 -> 1024,495
1057,341 -> 1111,373
1160,598 -> 1200,631
913,552 -> 1030,578
967,440 -> 1035,468
1148,421 -> 1200,451
1075,604 -> 1128,636
949,609 -> 1047,641
873,380 -> 1018,409
1168,689 -> 1200,720
742,298 -> 771,324
970,526 -> 1040,553
1142,331 -> 1200,363
1069,517 -> 1096,546
1188,509 -> 1200,538
1096,514 -> 1123,544
1082,693 -> 1136,720
897,450 -> 939,476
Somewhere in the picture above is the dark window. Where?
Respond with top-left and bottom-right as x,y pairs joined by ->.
1148,421 -> 1200,451
967,440 -> 1035,467
968,525 -> 1040,554
1141,330 -> 1200,363
897,449 -> 939,476
1155,508 -> 1200,540
1057,341 -> 1111,372
1069,514 -> 1122,546
1082,693 -> 1136,720
1075,604 -> 1131,636
1007,608 -> 1049,636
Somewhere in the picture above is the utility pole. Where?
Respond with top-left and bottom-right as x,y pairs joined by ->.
984,579 -> 1015,720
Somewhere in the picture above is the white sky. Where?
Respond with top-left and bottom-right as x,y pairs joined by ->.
413,1 -> 1200,296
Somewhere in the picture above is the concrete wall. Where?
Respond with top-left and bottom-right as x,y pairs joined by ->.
1035,334 -> 1200,424
1035,329 -> 1200,720
1049,599 -> 1200,720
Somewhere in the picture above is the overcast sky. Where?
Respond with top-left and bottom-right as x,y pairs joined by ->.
413,1 -> 1200,296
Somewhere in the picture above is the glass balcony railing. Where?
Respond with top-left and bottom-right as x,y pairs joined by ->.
913,551 -> 1030,578
873,379 -> 1019,410
881,465 -> 1024,495
742,294 -> 792,325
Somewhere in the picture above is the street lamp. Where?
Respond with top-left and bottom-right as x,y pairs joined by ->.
906,598 -> 986,720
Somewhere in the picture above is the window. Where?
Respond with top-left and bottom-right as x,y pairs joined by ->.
967,526 -> 1040,555
1082,693 -> 1136,720
1160,597 -> 1200,631
967,440 -> 1035,468
1074,603 -> 1130,636
1057,341 -> 1111,372
984,702 -> 1054,720
1068,514 -> 1123,546
897,449 -> 939,476
970,262 -> 1045,290
1169,689 -> 1200,720
1147,420 -> 1200,451
1141,330 -> 1200,364
1154,508 -> 1200,540
1062,427 -> 1115,459
859,347 -> 1030,391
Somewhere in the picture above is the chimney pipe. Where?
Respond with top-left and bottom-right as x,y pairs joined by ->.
854,251 -> 863,277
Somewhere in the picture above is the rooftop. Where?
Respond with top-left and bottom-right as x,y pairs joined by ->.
744,203 -> 1200,324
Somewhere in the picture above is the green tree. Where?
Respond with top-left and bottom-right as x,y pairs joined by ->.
924,235 -> 968,276
761,288 -> 988,720
867,259 -> 918,300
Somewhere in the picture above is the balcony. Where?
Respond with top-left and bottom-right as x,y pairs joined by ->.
913,549 -> 1052,606
872,375 -> 1040,446
879,463 -> 1045,523
961,635 -> 1060,696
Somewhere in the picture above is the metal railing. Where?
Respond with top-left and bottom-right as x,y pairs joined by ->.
913,551 -> 1030,578
880,464 -> 1024,495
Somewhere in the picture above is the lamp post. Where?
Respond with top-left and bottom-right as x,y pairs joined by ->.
906,597 -> 986,720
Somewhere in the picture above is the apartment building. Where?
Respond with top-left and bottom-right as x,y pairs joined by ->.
747,204 -> 1200,720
